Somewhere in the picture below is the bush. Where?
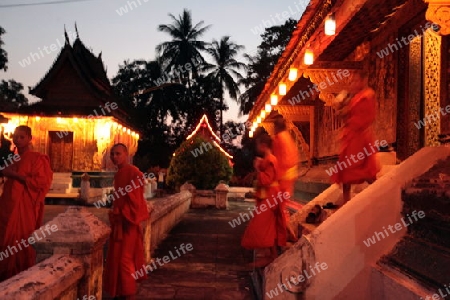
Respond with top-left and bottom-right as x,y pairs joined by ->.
167,136 -> 233,190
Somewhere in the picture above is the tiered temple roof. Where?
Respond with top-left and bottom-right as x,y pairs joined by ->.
23,30 -> 130,125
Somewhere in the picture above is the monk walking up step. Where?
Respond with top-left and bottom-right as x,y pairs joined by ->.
0,125 -> 53,282
241,134 -> 287,267
272,115 -> 299,242
104,143 -> 149,300
332,70 -> 380,204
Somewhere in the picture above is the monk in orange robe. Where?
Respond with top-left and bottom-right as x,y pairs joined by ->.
104,143 -> 149,300
272,115 -> 299,242
332,70 -> 380,204
242,134 -> 286,267
0,125 -> 53,281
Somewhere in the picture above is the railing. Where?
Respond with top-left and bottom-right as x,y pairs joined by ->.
0,191 -> 194,300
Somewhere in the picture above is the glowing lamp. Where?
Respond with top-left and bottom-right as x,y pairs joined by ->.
35,116 -> 41,121
325,13 -> 336,36
56,117 -> 62,123
249,131 -> 254,138
127,128 -> 131,134
118,124 -> 123,130
122,127 -> 126,133
257,116 -> 262,124
136,133 -> 140,139
270,94 -> 278,106
73,117 -> 78,123
279,83 -> 287,96
265,103 -> 272,112
261,110 -> 267,118
288,68 -> 298,81
304,48 -> 314,65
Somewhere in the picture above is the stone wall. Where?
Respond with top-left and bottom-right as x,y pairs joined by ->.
149,191 -> 192,255
0,255 -> 84,300
0,191 -> 193,299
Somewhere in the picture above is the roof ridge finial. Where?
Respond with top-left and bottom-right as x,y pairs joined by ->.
75,22 -> 79,39
64,25 -> 70,45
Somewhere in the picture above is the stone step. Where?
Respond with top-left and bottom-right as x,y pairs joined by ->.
371,261 -> 435,299
381,235 -> 450,291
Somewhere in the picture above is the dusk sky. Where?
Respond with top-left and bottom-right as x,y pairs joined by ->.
0,0 -> 308,123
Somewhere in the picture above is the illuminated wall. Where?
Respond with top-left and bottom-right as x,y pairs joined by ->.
0,113 -> 139,171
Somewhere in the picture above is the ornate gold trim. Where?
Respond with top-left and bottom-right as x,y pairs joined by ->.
424,0 -> 450,35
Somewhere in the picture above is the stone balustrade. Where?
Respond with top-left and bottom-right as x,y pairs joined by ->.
0,191 -> 193,300
149,190 -> 192,254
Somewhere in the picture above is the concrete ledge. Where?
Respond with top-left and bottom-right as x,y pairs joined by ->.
0,255 -> 84,300
149,191 -> 192,254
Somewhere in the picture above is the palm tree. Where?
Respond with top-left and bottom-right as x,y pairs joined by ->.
156,9 -> 211,97
202,36 -> 246,135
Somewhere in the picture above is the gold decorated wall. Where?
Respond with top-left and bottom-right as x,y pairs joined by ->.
0,114 -> 139,172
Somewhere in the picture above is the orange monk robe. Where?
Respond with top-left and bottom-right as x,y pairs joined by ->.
272,131 -> 299,223
0,152 -> 53,281
241,154 -> 287,249
332,88 -> 380,184
104,164 -> 149,297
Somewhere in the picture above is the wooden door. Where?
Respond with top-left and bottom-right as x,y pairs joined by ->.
48,131 -> 73,172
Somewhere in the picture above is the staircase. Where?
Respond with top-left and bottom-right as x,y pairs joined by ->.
48,172 -> 74,195
374,156 -> 450,298
258,147 -> 449,300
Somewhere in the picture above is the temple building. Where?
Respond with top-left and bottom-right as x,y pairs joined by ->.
0,30 -> 139,195
248,0 -> 449,168
247,1 -> 450,299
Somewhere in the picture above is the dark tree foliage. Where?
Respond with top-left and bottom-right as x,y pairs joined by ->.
0,26 -> 7,72
0,80 -> 28,110
202,36 -> 246,134
238,19 -> 297,115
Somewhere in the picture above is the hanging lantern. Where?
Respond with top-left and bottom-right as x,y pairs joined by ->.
257,116 -> 262,124
325,13 -> 336,36
288,68 -> 298,81
270,94 -> 278,106
304,48 -> 314,65
279,83 -> 287,96
265,103 -> 272,113
261,110 -> 266,118
249,131 -> 254,138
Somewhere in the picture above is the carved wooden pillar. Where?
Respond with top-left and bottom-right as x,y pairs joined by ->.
423,0 -> 450,35
424,29 -> 443,146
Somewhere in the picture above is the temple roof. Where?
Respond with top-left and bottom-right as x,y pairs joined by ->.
186,114 -> 233,159
20,29 -> 134,128
248,0 -> 413,121
30,33 -> 111,99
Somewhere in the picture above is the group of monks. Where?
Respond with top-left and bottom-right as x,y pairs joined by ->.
241,69 -> 379,266
241,115 -> 299,267
0,69 -> 378,298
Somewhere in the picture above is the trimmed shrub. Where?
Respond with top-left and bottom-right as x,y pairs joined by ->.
167,136 -> 233,190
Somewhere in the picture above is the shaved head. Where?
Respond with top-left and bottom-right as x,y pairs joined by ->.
111,143 -> 128,154
15,125 -> 32,137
